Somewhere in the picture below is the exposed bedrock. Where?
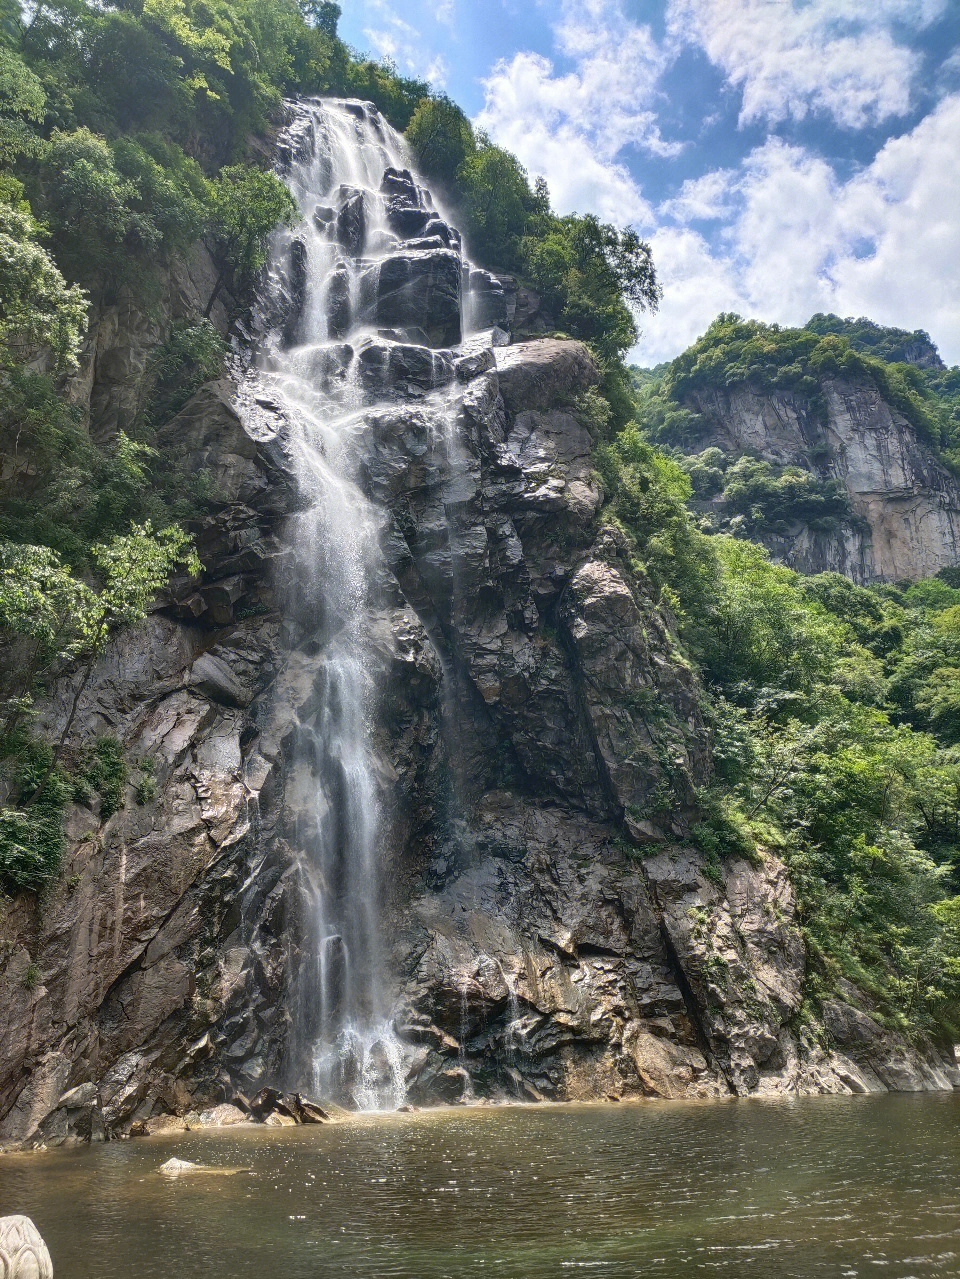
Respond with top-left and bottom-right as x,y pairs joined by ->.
687,377 -> 960,582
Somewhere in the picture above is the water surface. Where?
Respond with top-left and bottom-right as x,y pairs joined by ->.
3,1094 -> 960,1278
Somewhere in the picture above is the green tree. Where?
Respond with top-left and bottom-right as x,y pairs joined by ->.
406,95 -> 476,188
301,1 -> 340,37
0,43 -> 45,166
458,143 -> 533,271
0,199 -> 87,367
204,163 -> 296,315
0,523 -> 199,890
36,127 -> 159,284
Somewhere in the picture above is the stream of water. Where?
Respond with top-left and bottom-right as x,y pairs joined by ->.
4,1095 -> 960,1277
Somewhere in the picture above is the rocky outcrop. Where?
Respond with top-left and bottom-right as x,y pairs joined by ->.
686,376 -> 960,582
3,327 -> 953,1150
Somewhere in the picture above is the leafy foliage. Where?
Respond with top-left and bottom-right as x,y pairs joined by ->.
602,345 -> 960,1036
203,163 -> 296,314
407,101 -> 660,368
683,450 -> 854,540
665,313 -> 952,458
807,313 -> 942,369
0,198 -> 86,366
0,525 -> 199,891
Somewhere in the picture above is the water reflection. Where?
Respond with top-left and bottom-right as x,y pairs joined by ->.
2,1094 -> 960,1278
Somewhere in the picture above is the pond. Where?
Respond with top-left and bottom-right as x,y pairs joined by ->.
3,1094 -> 960,1278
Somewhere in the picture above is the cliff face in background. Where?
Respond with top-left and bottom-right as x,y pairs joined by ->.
683,374 -> 960,583
2,107 -> 959,1152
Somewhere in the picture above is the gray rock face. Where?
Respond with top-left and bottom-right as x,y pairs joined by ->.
1,326 -> 955,1147
362,249 -> 462,348
687,376 -> 960,582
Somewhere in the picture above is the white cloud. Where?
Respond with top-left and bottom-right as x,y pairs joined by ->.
659,169 -> 735,223
475,0 -> 676,223
470,0 -> 958,366
668,0 -> 946,128
639,93 -> 960,364
424,54 -> 450,89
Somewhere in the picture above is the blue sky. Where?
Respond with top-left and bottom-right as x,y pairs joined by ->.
338,1 -> 960,364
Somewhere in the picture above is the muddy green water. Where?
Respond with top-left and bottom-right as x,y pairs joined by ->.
3,1094 -> 960,1278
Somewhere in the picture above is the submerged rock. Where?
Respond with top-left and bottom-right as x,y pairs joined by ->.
158,1158 -> 250,1177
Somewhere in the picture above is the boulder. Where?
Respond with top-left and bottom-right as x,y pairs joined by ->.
281,237 -> 308,348
194,1103 -> 250,1128
381,167 -> 421,203
334,185 -> 366,255
356,340 -> 454,397
325,262 -> 353,338
363,249 -> 462,348
387,205 -> 433,240
495,339 -> 600,413
465,267 -> 509,331
0,1216 -> 53,1279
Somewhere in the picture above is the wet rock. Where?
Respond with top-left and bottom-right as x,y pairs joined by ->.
0,1216 -> 53,1279
159,1158 -> 249,1177
334,185 -> 367,255
326,262 -> 353,338
364,250 -> 462,348
465,267 -> 509,330
281,238 -> 308,348
356,340 -> 454,397
387,205 -> 434,240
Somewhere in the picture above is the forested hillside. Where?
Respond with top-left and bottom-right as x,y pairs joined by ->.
0,0 -> 651,890
614,317 -> 960,1034
2,0 -> 960,1100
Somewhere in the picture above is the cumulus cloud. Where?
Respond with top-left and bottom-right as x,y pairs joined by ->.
471,0 -> 958,365
475,0 -> 676,222
667,0 -> 946,127
659,170 -> 736,224
639,93 -> 960,363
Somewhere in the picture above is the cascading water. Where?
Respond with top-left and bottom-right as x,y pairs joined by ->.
243,98 -> 505,1110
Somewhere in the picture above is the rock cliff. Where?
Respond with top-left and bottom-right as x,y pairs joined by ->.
1,102 -> 957,1150
682,374 -> 960,583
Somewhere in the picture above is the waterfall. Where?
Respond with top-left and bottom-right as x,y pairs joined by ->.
243,98 -> 504,1110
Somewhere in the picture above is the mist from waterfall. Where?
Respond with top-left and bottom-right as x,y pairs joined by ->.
246,97 -> 494,1110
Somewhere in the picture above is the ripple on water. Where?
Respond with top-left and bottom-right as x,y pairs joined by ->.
2,1094 -> 960,1279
